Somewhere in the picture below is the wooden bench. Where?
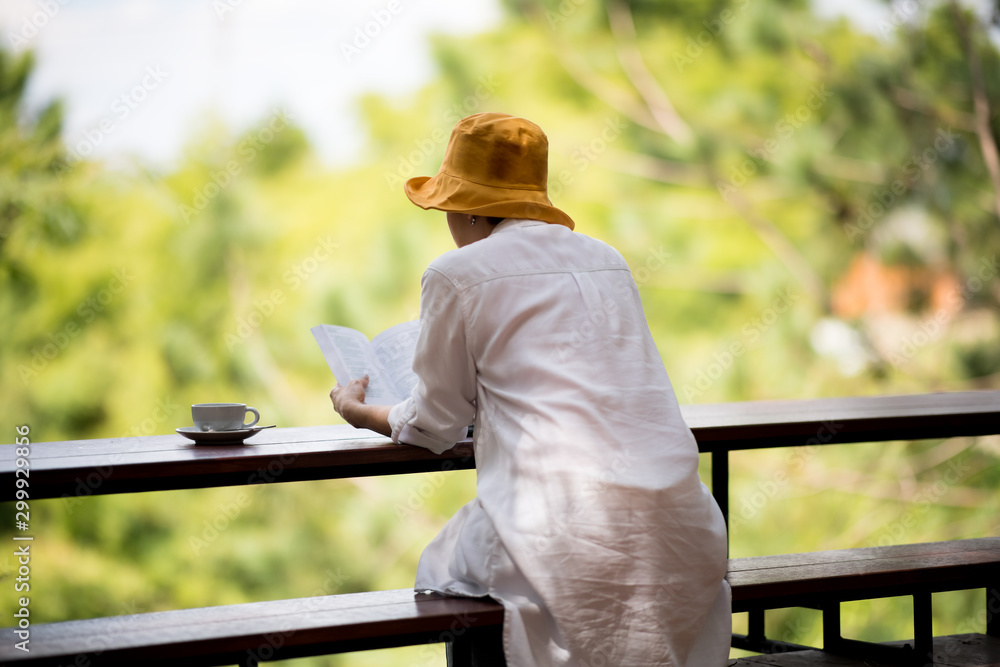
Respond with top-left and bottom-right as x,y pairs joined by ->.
730,538 -> 1000,664
3,391 -> 997,665
3,538 -> 996,666
732,634 -> 1000,666
0,589 -> 506,667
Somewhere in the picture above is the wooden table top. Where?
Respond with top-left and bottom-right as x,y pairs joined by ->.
2,391 -> 998,500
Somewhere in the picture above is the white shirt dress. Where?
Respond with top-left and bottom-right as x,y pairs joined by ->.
387,219 -> 731,667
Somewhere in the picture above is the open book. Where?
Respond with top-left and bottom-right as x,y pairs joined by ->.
311,321 -> 421,405
312,321 -> 475,438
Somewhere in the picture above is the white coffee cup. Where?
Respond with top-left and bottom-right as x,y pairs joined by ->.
192,403 -> 260,431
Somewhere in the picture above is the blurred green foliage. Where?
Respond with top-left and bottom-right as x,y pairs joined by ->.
1,1 -> 999,664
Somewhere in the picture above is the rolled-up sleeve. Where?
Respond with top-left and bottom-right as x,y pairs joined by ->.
388,267 -> 476,454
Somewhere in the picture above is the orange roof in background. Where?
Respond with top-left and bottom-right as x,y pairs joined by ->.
832,253 -> 962,319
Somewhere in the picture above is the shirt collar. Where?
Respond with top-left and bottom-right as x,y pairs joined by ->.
491,218 -> 548,235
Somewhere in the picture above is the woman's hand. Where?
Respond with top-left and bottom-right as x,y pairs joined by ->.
330,375 -> 369,422
329,375 -> 393,437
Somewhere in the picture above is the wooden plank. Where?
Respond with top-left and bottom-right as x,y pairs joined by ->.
685,391 -> 1000,450
924,633 -> 1000,666
0,589 -> 504,666
683,392 -> 1000,431
11,425 -> 373,460
18,589 -> 461,638
730,633 -> 1000,666
2,391 -> 997,500
732,650 -> 901,666
732,553 -> 998,605
730,538 -> 1000,572
730,539 -> 1000,610
732,549 -> 1000,593
0,426 -> 477,500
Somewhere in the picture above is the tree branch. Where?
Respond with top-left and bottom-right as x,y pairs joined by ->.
812,154 -> 887,184
617,153 -> 827,304
606,0 -> 695,145
890,86 -> 977,132
554,49 -> 666,134
951,1 -> 1000,221
516,4 -> 666,134
226,258 -> 300,418
711,168 -> 828,305
602,150 -> 705,186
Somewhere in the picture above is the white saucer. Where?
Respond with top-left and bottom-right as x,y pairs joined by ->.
175,425 -> 268,445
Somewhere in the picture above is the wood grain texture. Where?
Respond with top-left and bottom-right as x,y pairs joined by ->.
684,391 -> 1000,449
0,541 -> 994,664
0,589 -> 504,666
2,391 -> 997,500
730,538 -> 1000,611
730,633 -> 1000,666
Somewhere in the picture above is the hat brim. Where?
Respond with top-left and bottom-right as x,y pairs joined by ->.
405,171 -> 575,230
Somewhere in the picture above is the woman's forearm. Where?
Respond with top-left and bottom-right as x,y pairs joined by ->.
343,401 -> 393,438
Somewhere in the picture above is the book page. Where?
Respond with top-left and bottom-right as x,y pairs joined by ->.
370,320 -> 421,399
310,325 -> 402,404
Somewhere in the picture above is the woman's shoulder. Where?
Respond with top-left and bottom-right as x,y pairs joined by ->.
425,244 -> 469,279
424,225 -> 516,278
425,222 -> 631,289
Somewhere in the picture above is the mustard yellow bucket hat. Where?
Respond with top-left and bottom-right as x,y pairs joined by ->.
404,112 -> 575,230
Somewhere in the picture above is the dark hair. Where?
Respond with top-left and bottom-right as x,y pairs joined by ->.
486,216 -> 505,225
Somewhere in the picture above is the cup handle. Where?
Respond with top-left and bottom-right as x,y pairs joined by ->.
244,407 -> 260,428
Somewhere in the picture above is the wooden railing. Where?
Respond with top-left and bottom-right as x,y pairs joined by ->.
6,392 -> 999,519
1,390 -> 998,665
